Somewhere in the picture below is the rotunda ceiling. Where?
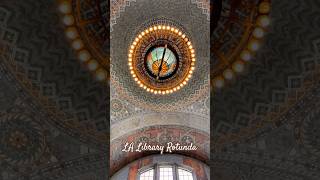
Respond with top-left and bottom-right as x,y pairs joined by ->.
212,0 -> 320,150
110,0 -> 210,112
0,0 -> 109,149
0,0 -> 320,179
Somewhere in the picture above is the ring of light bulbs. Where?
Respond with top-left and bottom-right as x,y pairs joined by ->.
213,0 -> 271,90
128,25 -> 196,95
58,0 -> 270,91
57,0 -> 108,82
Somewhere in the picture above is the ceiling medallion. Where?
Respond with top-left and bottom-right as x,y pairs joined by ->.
128,24 -> 196,95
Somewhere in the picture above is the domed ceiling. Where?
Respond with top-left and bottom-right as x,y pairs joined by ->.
109,1 -> 211,175
0,0 -> 108,179
211,0 -> 320,179
0,0 -> 320,179
0,0 -> 109,149
111,1 -> 209,107
110,0 -> 210,140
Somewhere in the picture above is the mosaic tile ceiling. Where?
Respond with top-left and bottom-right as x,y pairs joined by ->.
0,0 -> 320,179
110,0 -> 210,112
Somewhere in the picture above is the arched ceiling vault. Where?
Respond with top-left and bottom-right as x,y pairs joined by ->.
111,112 -> 209,141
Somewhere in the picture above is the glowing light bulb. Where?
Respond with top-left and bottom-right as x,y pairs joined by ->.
59,2 -> 71,14
248,39 -> 260,51
78,50 -> 91,62
233,61 -> 244,73
253,27 -> 265,38
214,77 -> 224,88
223,69 -> 234,80
95,69 -> 106,81
65,27 -> 78,39
258,15 -> 271,27
62,15 -> 74,26
72,39 -> 83,50
259,2 -> 271,14
87,60 -> 98,71
240,50 -> 252,61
